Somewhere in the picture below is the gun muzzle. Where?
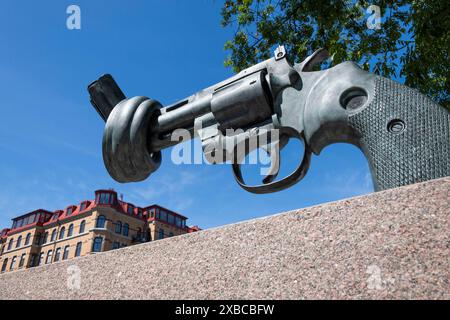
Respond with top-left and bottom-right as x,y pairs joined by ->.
88,74 -> 126,122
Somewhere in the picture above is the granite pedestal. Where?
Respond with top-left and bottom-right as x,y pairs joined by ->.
0,177 -> 448,299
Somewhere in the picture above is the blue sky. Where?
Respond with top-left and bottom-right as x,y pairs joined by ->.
0,0 -> 373,230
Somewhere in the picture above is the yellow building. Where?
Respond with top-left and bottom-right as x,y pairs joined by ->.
0,189 -> 200,273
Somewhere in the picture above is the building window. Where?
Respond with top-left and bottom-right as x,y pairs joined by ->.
115,221 -> 122,234
37,252 -> 44,266
25,233 -> 31,245
66,207 -> 73,216
24,216 -> 30,225
19,253 -> 26,268
98,193 -> 112,205
10,256 -> 17,271
127,205 -> 134,215
123,223 -> 129,236
51,229 -> 57,242
138,209 -> 143,218
96,215 -> 106,228
59,227 -> 66,240
37,212 -> 51,223
112,241 -> 120,249
34,233 -> 41,245
29,254 -> 37,267
79,220 -> 86,233
68,224 -> 74,237
16,235 -> 22,248
175,217 -> 181,228
75,242 -> 82,257
1,259 -> 8,273
92,237 -> 103,252
7,238 -> 13,250
45,250 -> 53,264
161,210 -> 167,222
136,228 -> 142,239
168,214 -> 174,225
42,232 -> 48,244
63,246 -> 70,260
28,213 -> 37,223
54,248 -> 61,262
158,229 -> 164,240
80,202 -> 87,211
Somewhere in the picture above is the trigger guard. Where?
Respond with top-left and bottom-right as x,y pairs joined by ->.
260,142 -> 280,183
232,135 -> 312,194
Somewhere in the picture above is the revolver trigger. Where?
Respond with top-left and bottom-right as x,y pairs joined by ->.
261,141 -> 281,184
232,133 -> 312,194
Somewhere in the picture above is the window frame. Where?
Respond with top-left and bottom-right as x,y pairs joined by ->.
45,250 -> 53,264
63,245 -> 70,260
51,229 -> 57,242
123,223 -> 129,237
75,242 -> 82,257
54,247 -> 61,262
115,221 -> 122,234
24,233 -> 31,245
10,256 -> 17,271
19,253 -> 26,268
29,254 -> 37,267
136,228 -> 142,239
34,233 -> 41,245
1,258 -> 8,273
79,220 -> 86,233
42,232 -> 48,245
16,235 -> 22,248
160,210 -> 167,222
68,224 -> 74,237
59,227 -> 66,240
96,215 -> 106,228
37,252 -> 44,266
92,237 -> 103,252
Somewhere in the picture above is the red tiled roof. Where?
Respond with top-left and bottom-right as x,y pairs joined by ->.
2,189 -> 193,234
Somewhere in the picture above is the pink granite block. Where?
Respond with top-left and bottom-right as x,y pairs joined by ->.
0,177 -> 448,299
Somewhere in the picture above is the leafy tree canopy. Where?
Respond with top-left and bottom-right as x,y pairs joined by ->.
221,0 -> 449,107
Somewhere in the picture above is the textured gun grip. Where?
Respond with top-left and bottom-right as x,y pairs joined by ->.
349,76 -> 450,191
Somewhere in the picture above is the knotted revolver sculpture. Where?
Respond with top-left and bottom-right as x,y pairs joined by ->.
88,46 -> 450,193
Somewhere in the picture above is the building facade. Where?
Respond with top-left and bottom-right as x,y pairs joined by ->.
0,189 -> 200,274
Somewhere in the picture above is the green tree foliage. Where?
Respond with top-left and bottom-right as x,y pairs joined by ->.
221,0 -> 449,108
